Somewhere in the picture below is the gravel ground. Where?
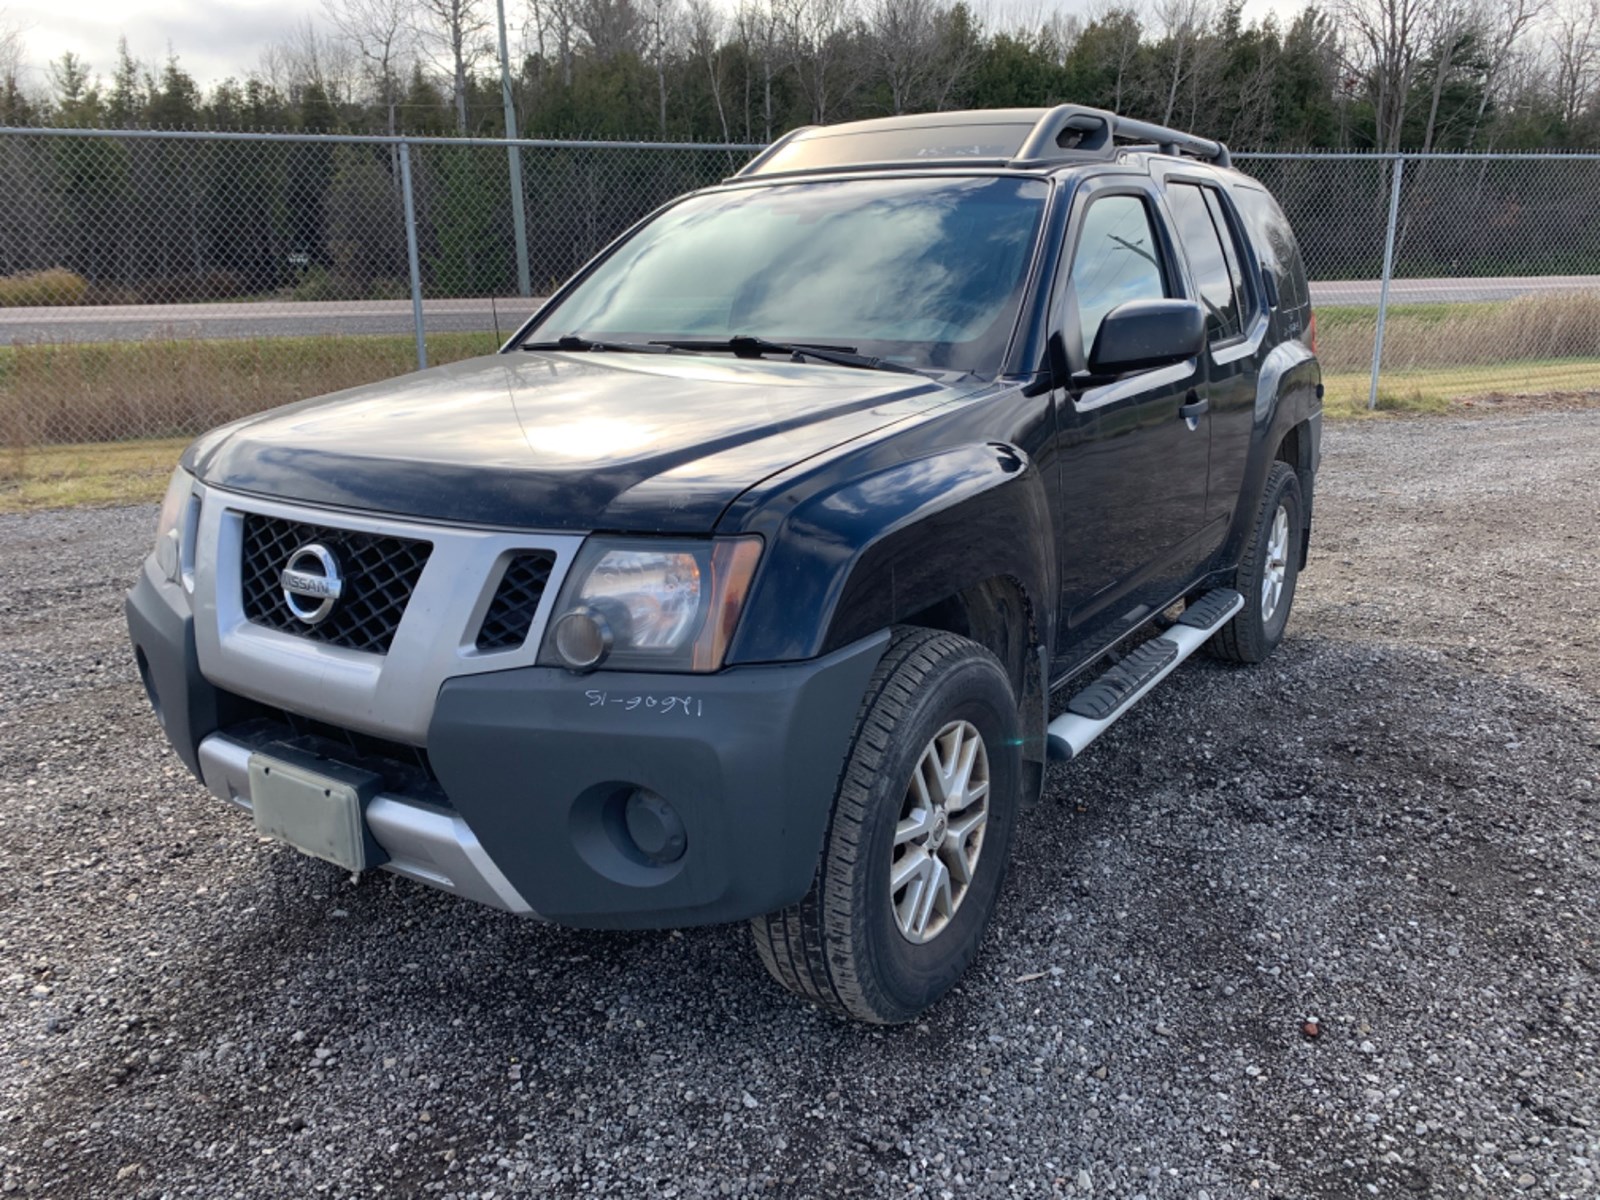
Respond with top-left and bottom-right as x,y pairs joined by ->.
2,412 -> 1597,1200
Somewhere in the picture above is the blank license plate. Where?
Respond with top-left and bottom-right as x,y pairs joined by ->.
249,752 -> 370,872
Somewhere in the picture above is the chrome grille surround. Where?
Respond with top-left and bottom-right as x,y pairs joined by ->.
189,485 -> 584,745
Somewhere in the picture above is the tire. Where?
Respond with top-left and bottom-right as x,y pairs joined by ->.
751,627 -> 1021,1024
1209,460 -> 1304,664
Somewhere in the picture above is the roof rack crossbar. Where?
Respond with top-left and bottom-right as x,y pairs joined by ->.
1013,105 -> 1231,169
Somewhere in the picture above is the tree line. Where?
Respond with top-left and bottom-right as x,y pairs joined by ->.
1,0 -> 1598,151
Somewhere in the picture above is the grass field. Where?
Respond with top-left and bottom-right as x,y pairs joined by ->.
0,437 -> 191,512
0,331 -> 500,448
1321,356 -> 1600,415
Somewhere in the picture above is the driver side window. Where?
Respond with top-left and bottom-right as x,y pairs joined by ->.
1070,195 -> 1170,358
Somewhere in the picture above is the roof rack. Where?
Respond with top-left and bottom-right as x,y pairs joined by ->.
1013,105 -> 1231,169
733,105 -> 1231,180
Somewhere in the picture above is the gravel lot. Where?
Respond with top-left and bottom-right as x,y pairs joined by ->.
2,411 -> 1597,1199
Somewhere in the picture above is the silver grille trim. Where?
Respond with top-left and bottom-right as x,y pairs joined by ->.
190,484 -> 584,744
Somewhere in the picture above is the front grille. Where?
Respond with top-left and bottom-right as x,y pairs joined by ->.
240,513 -> 432,655
476,551 -> 557,651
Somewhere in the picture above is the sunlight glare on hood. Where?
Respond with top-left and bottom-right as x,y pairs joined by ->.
524,416 -> 662,459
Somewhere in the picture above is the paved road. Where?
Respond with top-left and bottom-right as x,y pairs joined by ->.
2,276 -> 1598,343
1310,273 -> 1600,306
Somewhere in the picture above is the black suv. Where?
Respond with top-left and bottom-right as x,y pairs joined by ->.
127,106 -> 1321,1023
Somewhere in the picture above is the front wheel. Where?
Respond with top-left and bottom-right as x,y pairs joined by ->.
751,628 -> 1020,1024
1209,460 -> 1304,664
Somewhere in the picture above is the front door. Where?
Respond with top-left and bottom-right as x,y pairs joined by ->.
1051,181 -> 1212,673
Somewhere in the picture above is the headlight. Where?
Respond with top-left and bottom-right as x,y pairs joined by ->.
539,536 -> 762,673
153,467 -> 196,587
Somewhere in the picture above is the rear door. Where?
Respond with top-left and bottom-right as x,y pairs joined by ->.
1160,174 -> 1269,538
1051,175 -> 1212,670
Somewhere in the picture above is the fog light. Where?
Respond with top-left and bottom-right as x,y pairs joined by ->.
623,788 -> 686,865
552,607 -> 612,670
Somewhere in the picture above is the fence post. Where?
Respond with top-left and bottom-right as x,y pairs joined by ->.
1368,155 -> 1405,411
399,139 -> 428,371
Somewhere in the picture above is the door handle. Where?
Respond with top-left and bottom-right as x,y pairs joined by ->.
1178,394 -> 1209,422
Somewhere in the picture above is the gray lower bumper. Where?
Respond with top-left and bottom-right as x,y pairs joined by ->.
131,557 -> 888,929
197,732 -> 535,914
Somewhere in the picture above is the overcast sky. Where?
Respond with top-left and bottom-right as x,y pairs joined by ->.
4,0 -> 1295,93
5,0 -> 321,87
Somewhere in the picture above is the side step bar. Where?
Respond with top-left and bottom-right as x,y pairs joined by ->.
1046,589 -> 1243,762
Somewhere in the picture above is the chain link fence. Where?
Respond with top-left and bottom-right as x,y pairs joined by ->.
0,128 -> 759,449
1239,150 -> 1600,412
1,128 -> 1598,456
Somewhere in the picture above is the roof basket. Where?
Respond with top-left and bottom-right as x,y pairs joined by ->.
734,105 -> 1231,180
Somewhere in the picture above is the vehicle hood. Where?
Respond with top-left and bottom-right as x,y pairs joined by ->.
188,351 -> 967,532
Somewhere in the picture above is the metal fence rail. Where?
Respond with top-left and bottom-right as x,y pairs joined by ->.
1,127 -> 1598,450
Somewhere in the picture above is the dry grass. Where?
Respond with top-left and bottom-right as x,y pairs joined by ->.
0,437 -> 191,513
1321,358 -> 1600,417
0,332 -> 499,447
1316,292 -> 1600,373
0,268 -> 91,308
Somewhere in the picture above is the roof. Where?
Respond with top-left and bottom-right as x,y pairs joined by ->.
734,106 -> 1232,181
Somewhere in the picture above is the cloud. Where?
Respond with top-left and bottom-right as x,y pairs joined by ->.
11,0 -> 319,86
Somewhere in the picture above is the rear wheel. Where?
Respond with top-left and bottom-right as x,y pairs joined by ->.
751,627 -> 1020,1024
1209,461 -> 1303,664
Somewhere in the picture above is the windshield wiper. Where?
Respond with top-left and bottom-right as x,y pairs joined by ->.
651,335 -> 926,375
521,334 -> 688,355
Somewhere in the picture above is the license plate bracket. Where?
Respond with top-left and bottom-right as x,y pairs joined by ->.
249,746 -> 383,872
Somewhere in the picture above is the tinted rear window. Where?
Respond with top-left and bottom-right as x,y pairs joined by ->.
1234,186 -> 1310,310
1167,182 -> 1242,341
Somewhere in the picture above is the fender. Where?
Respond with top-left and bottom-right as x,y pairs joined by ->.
1216,340 -> 1322,569
725,441 -> 1056,666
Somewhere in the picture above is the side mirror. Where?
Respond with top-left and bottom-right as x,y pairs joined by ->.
1087,299 -> 1205,377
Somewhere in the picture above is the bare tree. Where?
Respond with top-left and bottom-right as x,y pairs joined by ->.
261,17 -> 361,105
576,0 -> 643,59
1152,0 -> 1210,125
326,0 -> 414,136
1039,10 -> 1086,66
782,0 -> 860,124
686,0 -> 731,138
643,0 -> 678,134
0,10 -> 23,89
1478,0 -> 1551,108
529,0 -> 580,87
927,1 -> 984,106
868,0 -> 939,113
1551,0 -> 1600,124
1417,0 -> 1477,151
1337,0 -> 1435,150
416,0 -> 489,131
1090,2 -> 1145,114
735,0 -> 782,140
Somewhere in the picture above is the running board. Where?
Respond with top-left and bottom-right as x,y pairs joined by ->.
1046,589 -> 1243,762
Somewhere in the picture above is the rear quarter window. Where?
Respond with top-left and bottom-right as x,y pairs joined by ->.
1233,186 -> 1310,311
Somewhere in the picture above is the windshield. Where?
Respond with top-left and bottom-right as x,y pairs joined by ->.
525,176 -> 1049,374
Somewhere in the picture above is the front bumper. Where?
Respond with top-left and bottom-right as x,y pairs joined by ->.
127,562 -> 887,928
